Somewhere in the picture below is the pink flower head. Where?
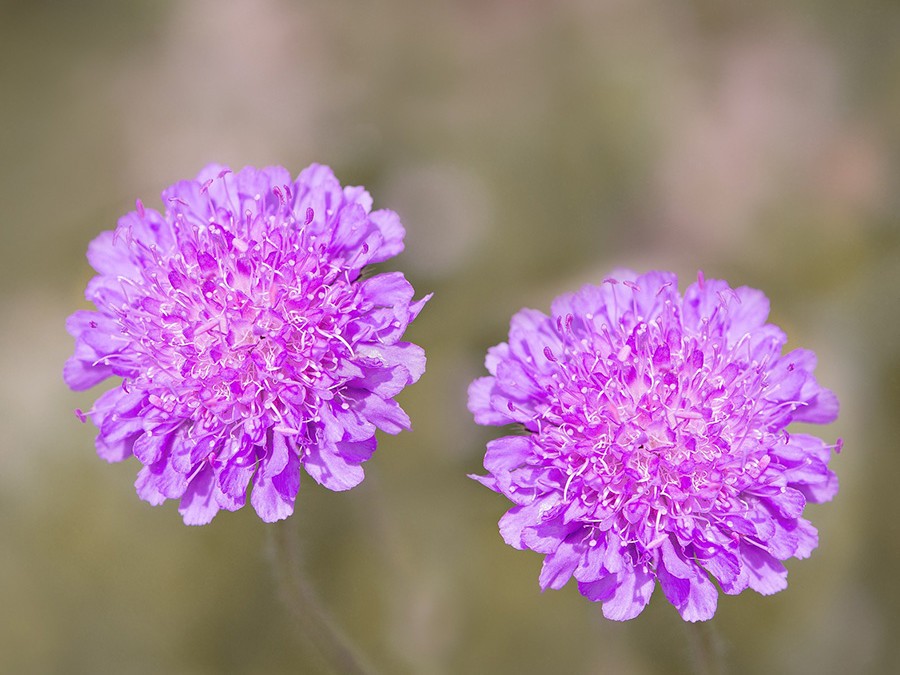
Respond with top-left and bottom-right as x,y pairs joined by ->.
469,270 -> 839,621
66,164 -> 430,524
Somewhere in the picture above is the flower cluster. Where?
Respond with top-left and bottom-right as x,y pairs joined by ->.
469,270 -> 840,621
65,164 -> 429,524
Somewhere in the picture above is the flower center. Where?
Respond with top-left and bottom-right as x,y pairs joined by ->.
535,315 -> 775,545
110,191 -> 362,441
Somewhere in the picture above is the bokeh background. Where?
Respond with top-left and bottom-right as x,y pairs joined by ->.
1,1 -> 897,673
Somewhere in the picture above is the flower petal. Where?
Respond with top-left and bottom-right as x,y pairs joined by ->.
178,466 -> 220,526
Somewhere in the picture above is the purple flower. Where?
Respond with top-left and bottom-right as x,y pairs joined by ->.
469,270 -> 840,621
65,164 -> 430,525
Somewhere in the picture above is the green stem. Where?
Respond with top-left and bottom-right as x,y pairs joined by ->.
269,521 -> 375,675
686,620 -> 726,675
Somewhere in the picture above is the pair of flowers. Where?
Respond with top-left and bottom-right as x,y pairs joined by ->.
65,163 -> 840,622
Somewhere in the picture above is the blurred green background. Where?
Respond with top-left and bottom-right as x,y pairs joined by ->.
1,1 -> 897,673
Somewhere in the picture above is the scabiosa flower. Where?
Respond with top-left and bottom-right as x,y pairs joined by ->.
65,164 -> 430,525
469,270 -> 840,621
